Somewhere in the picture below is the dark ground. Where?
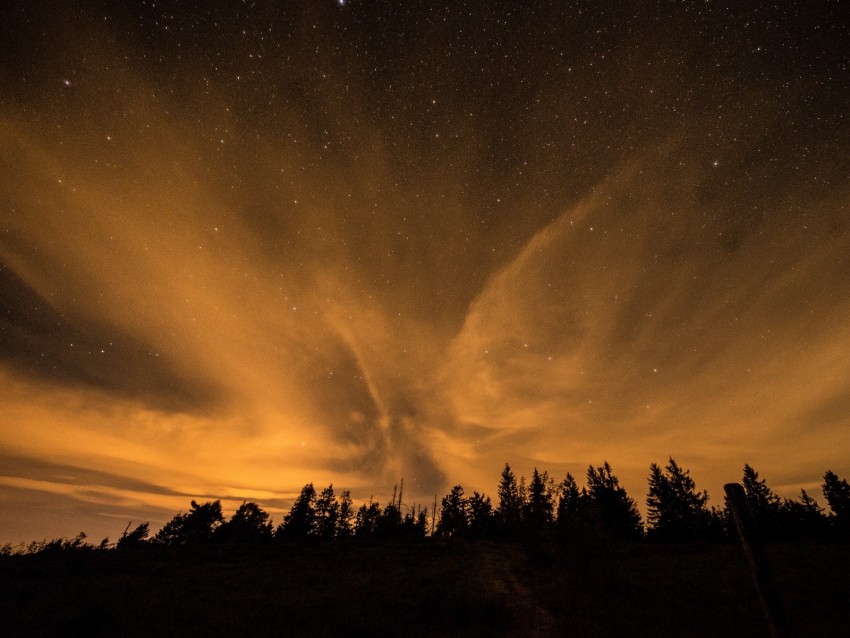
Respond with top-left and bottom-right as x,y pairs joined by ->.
1,541 -> 848,637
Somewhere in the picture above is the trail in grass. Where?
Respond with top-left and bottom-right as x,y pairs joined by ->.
476,545 -> 555,636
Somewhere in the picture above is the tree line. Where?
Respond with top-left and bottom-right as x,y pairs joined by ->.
435,462 -> 849,544
3,461 -> 849,555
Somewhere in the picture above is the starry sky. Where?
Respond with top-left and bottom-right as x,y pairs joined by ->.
1,1 -> 849,542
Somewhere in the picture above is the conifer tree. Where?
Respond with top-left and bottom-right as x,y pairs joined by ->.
376,487 -> 403,538
585,462 -> 643,540
437,485 -> 469,538
315,485 -> 340,540
416,506 -> 430,537
822,470 -> 850,518
397,502 -> 427,538
467,492 -> 494,540
278,483 -> 318,541
822,470 -> 850,537
337,490 -> 355,539
355,501 -> 381,538
524,468 -> 554,538
741,465 -> 781,539
497,463 -> 523,538
556,473 -> 582,539
646,458 -> 708,542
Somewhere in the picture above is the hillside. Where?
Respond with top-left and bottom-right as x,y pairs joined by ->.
2,540 -> 848,637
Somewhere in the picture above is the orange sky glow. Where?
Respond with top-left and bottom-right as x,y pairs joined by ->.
1,2 -> 849,542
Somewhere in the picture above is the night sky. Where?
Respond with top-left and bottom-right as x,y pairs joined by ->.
1,1 -> 849,542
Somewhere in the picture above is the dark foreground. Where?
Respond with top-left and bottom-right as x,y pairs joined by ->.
1,541 -> 848,637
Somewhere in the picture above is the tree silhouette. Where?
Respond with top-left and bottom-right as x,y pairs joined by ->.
155,500 -> 224,546
277,484 -> 318,541
355,501 -> 381,538
40,532 -> 94,554
523,468 -> 554,539
11,461 -> 850,557
337,490 -> 355,539
117,522 -> 150,550
822,470 -> 850,537
394,499 -> 428,539
467,492 -> 494,540
585,462 -> 643,540
741,465 -> 781,539
376,499 -> 403,539
778,489 -> 827,540
822,471 -> 850,517
555,472 -> 582,540
646,458 -> 709,542
437,485 -> 469,539
217,502 -> 273,544
415,506 -> 430,537
356,485 -> 407,539
497,463 -> 523,539
315,485 -> 340,540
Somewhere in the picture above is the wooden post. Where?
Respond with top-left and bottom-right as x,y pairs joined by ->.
724,483 -> 790,638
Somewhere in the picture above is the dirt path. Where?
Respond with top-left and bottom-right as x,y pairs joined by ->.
477,545 -> 556,636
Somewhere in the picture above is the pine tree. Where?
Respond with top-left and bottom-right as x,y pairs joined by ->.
337,490 -> 355,539
354,501 -> 381,538
315,485 -> 340,540
437,485 -> 469,539
585,462 -> 643,540
497,463 -> 523,538
645,458 -> 709,542
416,506 -> 430,537
741,465 -> 781,539
467,492 -> 494,540
398,502 -> 426,539
822,470 -> 850,537
646,464 -> 670,531
555,473 -> 581,539
524,468 -> 554,538
376,487 -> 403,538
822,470 -> 850,518
800,489 -> 821,513
278,483 -> 318,541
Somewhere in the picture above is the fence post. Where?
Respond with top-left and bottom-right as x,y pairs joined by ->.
724,482 -> 789,638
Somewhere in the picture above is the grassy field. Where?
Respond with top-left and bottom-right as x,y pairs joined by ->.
1,540 -> 848,637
